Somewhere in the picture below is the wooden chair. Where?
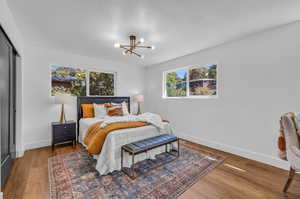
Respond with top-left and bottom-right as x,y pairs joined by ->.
281,114 -> 300,192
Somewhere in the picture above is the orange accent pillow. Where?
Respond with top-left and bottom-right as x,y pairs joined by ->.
81,104 -> 94,118
107,105 -> 123,116
81,103 -> 111,118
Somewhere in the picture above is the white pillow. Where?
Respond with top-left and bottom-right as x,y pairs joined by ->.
93,103 -> 107,118
122,102 -> 129,115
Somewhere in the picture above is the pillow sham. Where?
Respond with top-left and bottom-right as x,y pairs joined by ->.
109,102 -> 129,116
81,104 -> 94,118
107,104 -> 124,116
93,103 -> 107,118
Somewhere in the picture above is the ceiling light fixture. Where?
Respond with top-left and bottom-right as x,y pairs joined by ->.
114,35 -> 155,58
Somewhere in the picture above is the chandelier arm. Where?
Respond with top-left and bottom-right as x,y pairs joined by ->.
134,41 -> 141,48
135,46 -> 152,49
122,45 -> 133,53
120,46 -> 131,54
120,47 -> 141,57
130,50 -> 142,57
121,47 -> 141,57
121,46 -> 129,50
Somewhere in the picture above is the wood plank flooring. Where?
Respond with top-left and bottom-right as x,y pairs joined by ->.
3,140 -> 300,199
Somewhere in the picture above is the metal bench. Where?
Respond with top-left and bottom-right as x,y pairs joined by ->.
121,134 -> 179,179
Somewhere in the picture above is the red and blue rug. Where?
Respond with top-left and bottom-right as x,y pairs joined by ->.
48,145 -> 223,199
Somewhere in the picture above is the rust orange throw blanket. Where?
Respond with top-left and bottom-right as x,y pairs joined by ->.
278,116 -> 287,160
84,121 -> 150,155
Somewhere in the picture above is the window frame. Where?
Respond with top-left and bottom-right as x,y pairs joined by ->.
162,64 -> 218,99
50,65 -> 117,97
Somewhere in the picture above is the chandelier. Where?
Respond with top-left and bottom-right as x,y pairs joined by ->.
114,35 -> 155,58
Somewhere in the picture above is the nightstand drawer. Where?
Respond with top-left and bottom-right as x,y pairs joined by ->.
54,136 -> 75,144
53,124 -> 76,137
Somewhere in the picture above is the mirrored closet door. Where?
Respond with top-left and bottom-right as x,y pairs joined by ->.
0,26 -> 17,187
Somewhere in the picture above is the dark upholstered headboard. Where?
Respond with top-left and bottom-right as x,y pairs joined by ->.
77,96 -> 130,137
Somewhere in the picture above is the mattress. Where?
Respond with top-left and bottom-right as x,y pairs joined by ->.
78,117 -> 104,144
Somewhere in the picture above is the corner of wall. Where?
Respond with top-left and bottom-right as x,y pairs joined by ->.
24,139 -> 51,151
0,0 -> 23,54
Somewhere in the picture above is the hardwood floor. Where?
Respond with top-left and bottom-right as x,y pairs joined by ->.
3,140 -> 300,199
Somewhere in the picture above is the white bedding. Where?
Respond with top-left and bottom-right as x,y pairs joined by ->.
79,117 -> 104,144
79,116 -> 173,175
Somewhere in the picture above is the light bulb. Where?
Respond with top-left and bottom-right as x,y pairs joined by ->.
151,45 -> 155,50
140,38 -> 144,43
140,55 -> 144,59
114,43 -> 121,48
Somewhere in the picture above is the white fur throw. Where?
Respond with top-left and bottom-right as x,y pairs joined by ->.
100,112 -> 164,129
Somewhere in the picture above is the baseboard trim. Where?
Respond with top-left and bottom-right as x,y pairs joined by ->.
24,139 -> 51,150
176,133 -> 289,170
16,150 -> 24,158
23,134 -> 289,170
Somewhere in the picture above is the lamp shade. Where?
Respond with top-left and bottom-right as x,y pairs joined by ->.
54,93 -> 72,104
133,94 -> 144,102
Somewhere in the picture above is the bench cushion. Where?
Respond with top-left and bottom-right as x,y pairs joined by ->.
123,134 -> 177,153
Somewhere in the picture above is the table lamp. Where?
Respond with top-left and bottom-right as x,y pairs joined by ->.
54,93 -> 72,123
133,94 -> 144,115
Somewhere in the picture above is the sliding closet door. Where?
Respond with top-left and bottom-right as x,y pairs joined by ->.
10,50 -> 16,160
0,29 -> 13,187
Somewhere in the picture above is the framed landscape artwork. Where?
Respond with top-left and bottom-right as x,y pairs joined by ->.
51,65 -> 115,96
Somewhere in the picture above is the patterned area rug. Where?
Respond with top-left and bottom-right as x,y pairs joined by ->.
48,145 -> 224,199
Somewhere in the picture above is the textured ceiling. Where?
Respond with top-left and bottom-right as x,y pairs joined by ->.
7,0 -> 300,66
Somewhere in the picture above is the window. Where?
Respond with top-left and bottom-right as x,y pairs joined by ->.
165,69 -> 187,97
189,65 -> 217,96
51,65 -> 115,96
163,64 -> 217,98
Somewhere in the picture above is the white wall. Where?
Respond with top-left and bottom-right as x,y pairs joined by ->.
22,46 -> 144,150
0,0 -> 22,53
145,22 -> 300,170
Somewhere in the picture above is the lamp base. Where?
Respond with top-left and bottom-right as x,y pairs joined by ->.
136,102 -> 142,115
59,104 -> 66,123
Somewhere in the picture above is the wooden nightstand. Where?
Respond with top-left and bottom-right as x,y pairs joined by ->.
51,121 -> 76,150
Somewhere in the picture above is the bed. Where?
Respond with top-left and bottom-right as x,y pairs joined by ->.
77,96 -> 172,175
